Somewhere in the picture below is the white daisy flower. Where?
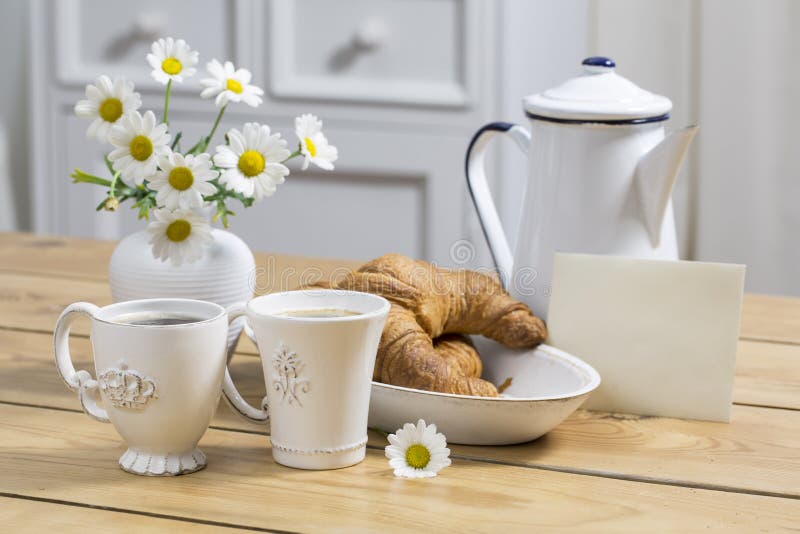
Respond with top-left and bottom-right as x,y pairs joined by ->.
199,59 -> 264,108
295,114 -> 338,171
146,208 -> 213,266
148,152 -> 218,210
108,110 -> 171,185
385,419 -> 451,478
74,75 -> 142,142
213,123 -> 290,201
146,37 -> 199,84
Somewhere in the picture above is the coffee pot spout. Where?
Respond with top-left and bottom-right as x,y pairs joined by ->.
635,125 -> 698,246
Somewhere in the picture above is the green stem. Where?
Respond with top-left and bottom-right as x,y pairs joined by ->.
186,104 -> 227,156
163,79 -> 172,126
109,172 -> 121,198
281,148 -> 302,163
104,155 -> 115,175
206,104 -> 227,148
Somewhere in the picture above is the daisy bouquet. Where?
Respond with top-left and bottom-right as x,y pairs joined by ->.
71,37 -> 337,265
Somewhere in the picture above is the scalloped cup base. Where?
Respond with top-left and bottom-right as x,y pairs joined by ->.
272,444 -> 366,470
118,447 -> 207,476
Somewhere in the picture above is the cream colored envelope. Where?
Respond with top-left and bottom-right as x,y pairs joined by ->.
547,253 -> 746,422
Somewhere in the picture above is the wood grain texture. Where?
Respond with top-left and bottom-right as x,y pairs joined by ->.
3,232 -> 800,529
0,232 -> 360,285
0,329 -> 266,435
4,232 -> 800,343
3,329 -> 798,497
1,403 -> 797,532
0,496 -> 255,533
735,339 -> 800,410
741,293 -> 800,344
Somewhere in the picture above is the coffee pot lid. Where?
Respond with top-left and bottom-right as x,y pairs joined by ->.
523,57 -> 672,123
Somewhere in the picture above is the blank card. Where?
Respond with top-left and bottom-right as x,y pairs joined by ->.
547,253 -> 746,422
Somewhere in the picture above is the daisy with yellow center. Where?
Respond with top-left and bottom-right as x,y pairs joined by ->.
385,419 -> 451,478
146,208 -> 213,266
108,110 -> 171,185
74,75 -> 141,142
149,152 -> 219,210
146,37 -> 198,85
295,114 -> 338,171
213,123 -> 291,201
199,59 -> 264,108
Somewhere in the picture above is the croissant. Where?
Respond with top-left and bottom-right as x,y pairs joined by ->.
328,254 -> 547,396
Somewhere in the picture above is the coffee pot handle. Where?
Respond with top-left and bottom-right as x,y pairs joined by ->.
222,303 -> 269,423
465,122 -> 531,288
54,302 -> 110,423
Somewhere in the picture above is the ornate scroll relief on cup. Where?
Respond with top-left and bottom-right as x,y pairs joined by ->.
547,253 -> 745,422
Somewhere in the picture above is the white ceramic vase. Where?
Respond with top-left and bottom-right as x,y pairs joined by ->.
109,229 -> 256,359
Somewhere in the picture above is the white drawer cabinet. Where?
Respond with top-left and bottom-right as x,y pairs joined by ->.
30,0 -> 508,267
268,0 -> 479,108
53,0 -> 238,92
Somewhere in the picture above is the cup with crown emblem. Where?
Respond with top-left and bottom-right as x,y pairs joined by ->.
54,298 -> 232,475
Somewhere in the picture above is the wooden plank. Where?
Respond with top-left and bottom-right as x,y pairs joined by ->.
3,232 -> 800,342
741,293 -> 800,345
3,271 -> 800,405
0,232 -> 361,285
736,339 -> 800,410
1,403 -> 797,532
0,233 -> 115,280
5,232 -> 800,345
0,272 -> 112,335
0,258 -> 360,355
3,329 -> 799,498
0,329 -> 266,434
0,496 -> 255,533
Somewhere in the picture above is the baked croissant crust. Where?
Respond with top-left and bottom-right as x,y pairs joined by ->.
327,254 -> 547,397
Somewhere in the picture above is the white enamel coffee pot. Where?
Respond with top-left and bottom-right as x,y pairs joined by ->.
466,57 -> 698,319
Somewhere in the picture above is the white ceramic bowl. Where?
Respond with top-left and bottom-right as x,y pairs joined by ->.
368,338 -> 601,445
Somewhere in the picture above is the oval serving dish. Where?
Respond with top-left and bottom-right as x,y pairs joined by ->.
368,338 -> 600,445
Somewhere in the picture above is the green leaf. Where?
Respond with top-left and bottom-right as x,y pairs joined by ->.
71,169 -> 112,187
170,131 -> 183,151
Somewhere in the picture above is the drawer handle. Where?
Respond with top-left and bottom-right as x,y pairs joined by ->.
353,17 -> 388,50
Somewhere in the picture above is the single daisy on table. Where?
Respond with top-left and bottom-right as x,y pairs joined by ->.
213,123 -> 290,201
199,59 -> 264,108
108,110 -> 171,185
146,37 -> 199,84
74,75 -> 141,142
146,208 -> 213,266
385,419 -> 451,478
148,152 -> 218,210
295,114 -> 338,171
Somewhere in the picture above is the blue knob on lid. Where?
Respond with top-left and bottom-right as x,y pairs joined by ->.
582,56 -> 615,74
582,56 -> 615,68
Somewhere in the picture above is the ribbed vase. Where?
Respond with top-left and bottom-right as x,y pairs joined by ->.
108,229 -> 255,359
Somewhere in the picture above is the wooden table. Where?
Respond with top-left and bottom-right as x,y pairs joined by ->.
1,232 -> 798,532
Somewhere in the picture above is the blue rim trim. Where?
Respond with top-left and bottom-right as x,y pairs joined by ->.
582,56 -> 615,68
525,111 -> 670,125
464,122 -> 515,275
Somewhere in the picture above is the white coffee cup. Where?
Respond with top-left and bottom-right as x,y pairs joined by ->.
54,298 -> 232,476
223,289 -> 390,470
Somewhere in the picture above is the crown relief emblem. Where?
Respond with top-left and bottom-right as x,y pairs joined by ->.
97,362 -> 158,409
271,343 -> 310,407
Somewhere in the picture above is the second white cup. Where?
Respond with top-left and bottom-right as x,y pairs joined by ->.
223,289 -> 390,470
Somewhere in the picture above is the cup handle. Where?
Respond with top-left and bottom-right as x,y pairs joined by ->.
243,319 -> 258,348
222,303 -> 269,423
54,302 -> 110,423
